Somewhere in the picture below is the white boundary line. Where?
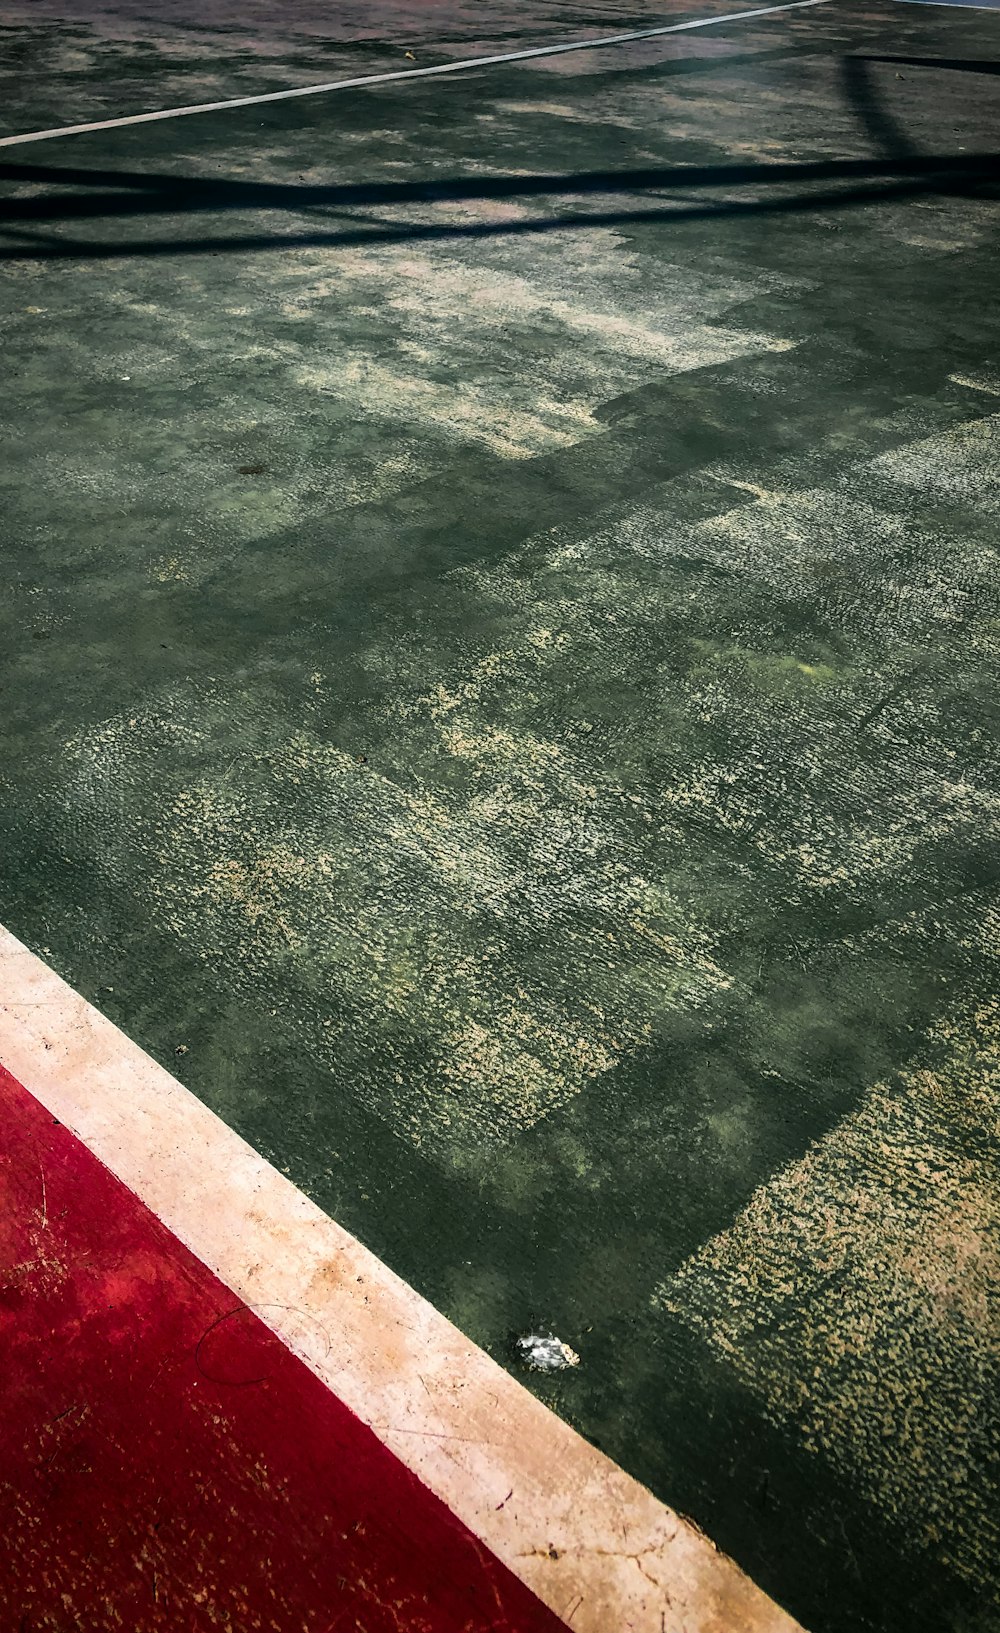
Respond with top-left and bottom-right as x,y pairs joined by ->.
0,924 -> 803,1633
0,1 -> 829,151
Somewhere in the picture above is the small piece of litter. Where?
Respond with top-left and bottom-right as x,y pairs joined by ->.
175,1044 -> 189,1056
516,1333 -> 580,1372
404,50 -> 416,60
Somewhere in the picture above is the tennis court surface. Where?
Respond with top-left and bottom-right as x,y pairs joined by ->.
1,2 -> 998,1630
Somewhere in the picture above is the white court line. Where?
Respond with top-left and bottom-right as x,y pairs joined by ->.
0,924 -> 803,1633
0,0 -> 829,151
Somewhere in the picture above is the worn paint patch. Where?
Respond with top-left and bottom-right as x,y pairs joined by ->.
869,413 -> 1000,513
31,400 -> 1000,1169
284,240 -> 796,460
2,5 -> 999,1627
58,680 -> 732,1155
656,1003 -> 1000,1604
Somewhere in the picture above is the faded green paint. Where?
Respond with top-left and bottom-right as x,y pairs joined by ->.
659,1002 -> 1000,1602
1,3 -> 999,1630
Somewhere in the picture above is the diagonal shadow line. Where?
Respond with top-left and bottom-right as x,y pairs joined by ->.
1,160 -> 997,262
840,55 -> 922,160
851,53 -> 1000,75
0,152 -> 997,228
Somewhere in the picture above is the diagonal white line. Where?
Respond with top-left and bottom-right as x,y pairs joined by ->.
0,1 -> 830,151
0,921 -> 802,1633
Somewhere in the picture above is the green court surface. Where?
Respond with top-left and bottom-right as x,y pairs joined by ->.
1,2 -> 998,1628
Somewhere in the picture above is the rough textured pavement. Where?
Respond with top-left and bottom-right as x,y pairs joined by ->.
1,3 -> 998,1630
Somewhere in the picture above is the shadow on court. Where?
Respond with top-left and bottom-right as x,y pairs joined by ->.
1,148 -> 998,259
2,5 -> 999,1630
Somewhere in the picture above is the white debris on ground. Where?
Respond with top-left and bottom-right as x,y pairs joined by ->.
516,1332 -> 581,1372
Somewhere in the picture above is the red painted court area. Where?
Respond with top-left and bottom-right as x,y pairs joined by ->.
0,1064 -> 564,1633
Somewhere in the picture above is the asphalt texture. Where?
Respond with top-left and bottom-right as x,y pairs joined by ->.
1,3 -> 999,1630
